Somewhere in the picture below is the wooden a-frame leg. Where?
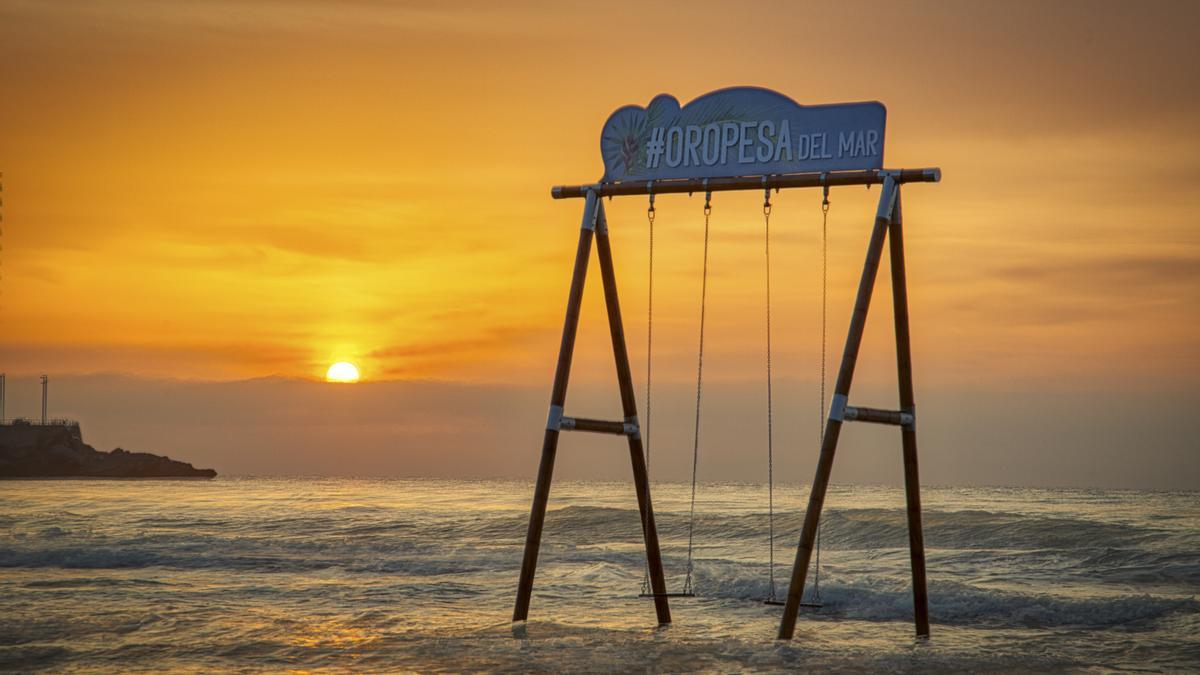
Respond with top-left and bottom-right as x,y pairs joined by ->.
888,192 -> 931,638
513,191 -> 598,623
778,177 -> 898,640
594,201 -> 672,624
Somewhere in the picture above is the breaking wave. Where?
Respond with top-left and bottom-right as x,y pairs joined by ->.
2,479 -> 1198,671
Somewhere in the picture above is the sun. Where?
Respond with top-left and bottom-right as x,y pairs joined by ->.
326,362 -> 360,383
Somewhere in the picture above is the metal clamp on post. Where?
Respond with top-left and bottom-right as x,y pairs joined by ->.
581,190 -> 599,231
875,174 -> 898,224
624,416 -> 641,439
546,404 -> 564,431
829,393 -> 847,422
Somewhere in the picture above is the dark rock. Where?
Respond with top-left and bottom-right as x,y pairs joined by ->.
0,424 -> 216,479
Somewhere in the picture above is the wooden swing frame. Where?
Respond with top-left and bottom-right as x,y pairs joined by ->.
512,167 -> 940,640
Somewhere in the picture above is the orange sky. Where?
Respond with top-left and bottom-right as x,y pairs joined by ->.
0,1 -> 1198,486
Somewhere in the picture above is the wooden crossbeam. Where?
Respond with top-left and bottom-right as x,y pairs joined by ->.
558,416 -> 638,436
843,405 -> 914,427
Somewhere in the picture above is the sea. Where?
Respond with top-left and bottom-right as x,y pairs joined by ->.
1,478 -> 1198,672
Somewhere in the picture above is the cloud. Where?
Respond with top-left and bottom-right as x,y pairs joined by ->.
999,254 -> 1200,293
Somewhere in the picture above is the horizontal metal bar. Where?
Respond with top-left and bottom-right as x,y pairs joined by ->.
843,405 -> 915,428
559,416 -> 638,436
551,168 -> 940,200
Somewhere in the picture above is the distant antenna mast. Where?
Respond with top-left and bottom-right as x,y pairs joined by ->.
41,375 -> 48,425
0,373 -> 6,422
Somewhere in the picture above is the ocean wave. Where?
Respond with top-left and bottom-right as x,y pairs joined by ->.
693,564 -> 1198,629
525,505 -> 1170,552
4,504 -> 1197,588
23,577 -> 171,589
3,480 -> 1199,672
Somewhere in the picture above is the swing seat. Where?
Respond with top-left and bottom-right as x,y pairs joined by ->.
762,599 -> 823,608
638,591 -> 696,599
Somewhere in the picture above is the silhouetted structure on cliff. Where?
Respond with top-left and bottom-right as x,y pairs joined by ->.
0,420 -> 216,478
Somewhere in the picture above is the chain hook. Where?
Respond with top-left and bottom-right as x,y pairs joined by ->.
702,179 -> 712,216
820,173 -> 831,215
762,177 -> 772,216
647,184 -> 656,225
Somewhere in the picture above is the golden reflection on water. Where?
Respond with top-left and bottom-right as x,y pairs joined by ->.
288,618 -> 377,651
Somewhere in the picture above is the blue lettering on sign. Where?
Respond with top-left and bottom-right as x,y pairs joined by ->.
599,87 -> 886,183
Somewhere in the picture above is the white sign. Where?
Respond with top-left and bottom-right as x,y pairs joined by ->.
600,87 -> 886,183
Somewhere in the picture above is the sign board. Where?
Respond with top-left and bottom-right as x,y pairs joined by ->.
600,87 -> 885,183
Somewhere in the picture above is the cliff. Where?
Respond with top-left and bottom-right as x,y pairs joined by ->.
0,422 -> 216,479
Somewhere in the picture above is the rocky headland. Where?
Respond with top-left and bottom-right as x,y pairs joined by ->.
0,421 -> 216,479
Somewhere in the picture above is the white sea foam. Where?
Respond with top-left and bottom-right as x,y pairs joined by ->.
0,479 -> 1197,671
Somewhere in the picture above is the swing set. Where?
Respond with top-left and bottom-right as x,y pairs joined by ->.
632,179 -> 830,610
512,87 -> 938,640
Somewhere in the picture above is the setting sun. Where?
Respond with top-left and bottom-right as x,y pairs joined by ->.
325,362 -> 360,383
3,2 -> 1200,671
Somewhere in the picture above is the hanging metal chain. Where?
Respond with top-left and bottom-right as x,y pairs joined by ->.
641,193 -> 656,597
820,183 -> 829,443
811,181 -> 831,606
645,193 -> 656,472
683,191 -> 712,596
764,188 -> 778,604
